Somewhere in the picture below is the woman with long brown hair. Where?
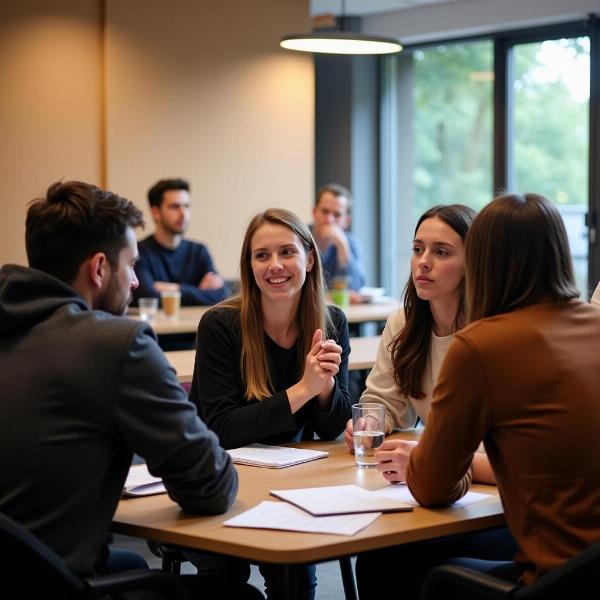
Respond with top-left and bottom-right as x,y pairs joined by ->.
343,204 -> 493,481
189,208 -> 351,599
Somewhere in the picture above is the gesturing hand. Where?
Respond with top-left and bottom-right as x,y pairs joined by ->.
299,329 -> 342,399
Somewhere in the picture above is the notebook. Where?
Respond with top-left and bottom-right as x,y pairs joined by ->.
270,484 -> 413,516
123,464 -> 166,497
227,443 -> 329,468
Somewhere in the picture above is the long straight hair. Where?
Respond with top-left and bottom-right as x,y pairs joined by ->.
466,193 -> 578,322
220,208 -> 332,401
390,204 -> 476,399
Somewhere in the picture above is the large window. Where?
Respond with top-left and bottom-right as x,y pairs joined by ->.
381,40 -> 494,296
413,41 -> 494,219
380,22 -> 597,299
510,37 -> 590,295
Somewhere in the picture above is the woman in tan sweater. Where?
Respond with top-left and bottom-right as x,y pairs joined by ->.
344,203 -> 494,483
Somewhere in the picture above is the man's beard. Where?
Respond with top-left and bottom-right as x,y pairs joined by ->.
95,273 -> 132,316
164,222 -> 187,236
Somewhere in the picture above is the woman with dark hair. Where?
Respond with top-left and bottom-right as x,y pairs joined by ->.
344,204 -> 493,481
353,202 -> 517,600
360,193 -> 600,599
188,208 -> 351,599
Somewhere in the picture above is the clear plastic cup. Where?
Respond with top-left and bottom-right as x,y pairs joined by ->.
138,297 -> 159,321
352,403 -> 385,468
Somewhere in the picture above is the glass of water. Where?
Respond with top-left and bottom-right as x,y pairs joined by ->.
138,297 -> 158,321
352,403 -> 385,468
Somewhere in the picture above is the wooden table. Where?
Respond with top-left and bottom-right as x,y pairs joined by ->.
165,336 -> 381,384
112,438 -> 504,566
129,300 -> 400,337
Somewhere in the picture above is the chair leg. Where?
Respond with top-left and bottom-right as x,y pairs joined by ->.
339,556 -> 358,600
162,555 -> 181,575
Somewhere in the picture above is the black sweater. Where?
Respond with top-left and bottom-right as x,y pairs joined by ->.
190,305 -> 352,449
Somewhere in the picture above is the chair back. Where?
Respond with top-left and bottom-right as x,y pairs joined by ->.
0,512 -> 85,597
422,542 -> 600,599
515,542 -> 600,599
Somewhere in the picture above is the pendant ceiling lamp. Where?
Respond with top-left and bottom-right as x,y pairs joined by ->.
280,1 -> 402,55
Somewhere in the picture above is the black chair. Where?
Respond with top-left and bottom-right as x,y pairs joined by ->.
421,541 -> 600,600
0,512 -> 187,598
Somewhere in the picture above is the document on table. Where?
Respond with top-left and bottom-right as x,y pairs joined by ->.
270,484 -> 413,516
123,464 -> 166,497
227,443 -> 328,468
372,483 -> 492,507
224,501 -> 380,536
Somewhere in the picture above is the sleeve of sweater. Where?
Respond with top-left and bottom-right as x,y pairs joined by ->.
359,310 -> 418,434
114,324 -> 238,514
406,334 -> 490,507
189,309 -> 298,449
178,245 -> 229,306
307,306 -> 352,440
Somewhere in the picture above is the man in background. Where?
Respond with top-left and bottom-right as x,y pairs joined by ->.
133,177 -> 228,305
311,183 -> 366,293
0,181 -> 260,598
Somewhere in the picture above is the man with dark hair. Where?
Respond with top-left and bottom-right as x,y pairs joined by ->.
0,181 -> 260,597
311,183 -> 365,293
133,177 -> 228,305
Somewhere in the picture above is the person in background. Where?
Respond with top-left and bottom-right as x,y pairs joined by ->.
359,193 -> 600,599
133,177 -> 228,306
0,181 -> 260,599
189,208 -> 352,599
311,183 -> 365,295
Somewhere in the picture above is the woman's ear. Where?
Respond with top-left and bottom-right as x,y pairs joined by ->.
306,249 -> 315,272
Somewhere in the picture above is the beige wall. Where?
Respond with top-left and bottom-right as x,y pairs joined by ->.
0,0 -> 313,278
0,0 -> 103,266
105,0 -> 313,279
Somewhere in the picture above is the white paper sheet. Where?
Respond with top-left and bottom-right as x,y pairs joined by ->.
224,501 -> 381,536
270,484 -> 412,515
227,444 -> 328,468
123,464 -> 166,497
372,483 -> 491,507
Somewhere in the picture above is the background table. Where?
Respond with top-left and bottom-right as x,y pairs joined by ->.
165,335 -> 381,384
129,300 -> 400,337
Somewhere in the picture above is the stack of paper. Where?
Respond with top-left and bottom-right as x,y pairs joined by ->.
225,484 -> 413,536
227,443 -> 328,468
372,483 -> 492,507
224,501 -> 380,536
270,484 -> 413,516
123,464 -> 166,497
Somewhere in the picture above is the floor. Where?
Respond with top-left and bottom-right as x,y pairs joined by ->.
112,533 -> 357,599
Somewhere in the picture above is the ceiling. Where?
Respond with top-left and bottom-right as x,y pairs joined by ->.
310,0 -> 466,17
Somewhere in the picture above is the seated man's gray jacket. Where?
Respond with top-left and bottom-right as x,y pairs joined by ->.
0,264 -> 238,576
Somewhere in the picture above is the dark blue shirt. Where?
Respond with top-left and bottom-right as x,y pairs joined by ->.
133,235 -> 228,306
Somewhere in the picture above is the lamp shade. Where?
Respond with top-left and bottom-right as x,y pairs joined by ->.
280,32 -> 402,55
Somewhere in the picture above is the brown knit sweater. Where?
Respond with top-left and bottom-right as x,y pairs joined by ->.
407,300 -> 600,584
